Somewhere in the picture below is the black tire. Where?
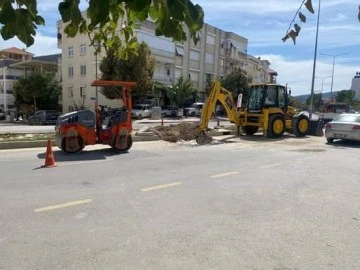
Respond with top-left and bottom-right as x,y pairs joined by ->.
190,112 -> 195,117
267,114 -> 285,138
138,114 -> 142,120
111,135 -> 133,153
327,138 -> 334,143
61,136 -> 84,154
242,126 -> 259,135
292,114 -> 310,137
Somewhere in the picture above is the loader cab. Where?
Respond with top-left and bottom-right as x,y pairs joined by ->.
247,84 -> 288,113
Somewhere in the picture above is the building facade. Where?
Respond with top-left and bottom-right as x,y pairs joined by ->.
350,71 -> 360,100
57,16 -> 276,113
0,47 -> 60,111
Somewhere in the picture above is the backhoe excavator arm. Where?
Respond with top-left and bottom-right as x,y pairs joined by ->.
196,80 -> 241,145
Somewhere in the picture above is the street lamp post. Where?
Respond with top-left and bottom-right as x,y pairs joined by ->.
315,75 -> 332,93
320,52 -> 350,101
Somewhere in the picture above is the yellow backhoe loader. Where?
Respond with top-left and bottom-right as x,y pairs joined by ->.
195,80 -> 323,144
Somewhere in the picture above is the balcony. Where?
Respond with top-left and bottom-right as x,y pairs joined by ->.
153,73 -> 173,85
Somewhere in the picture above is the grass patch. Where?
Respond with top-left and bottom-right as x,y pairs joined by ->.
0,133 -> 55,142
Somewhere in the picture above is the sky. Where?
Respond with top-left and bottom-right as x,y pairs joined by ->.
1,0 -> 360,96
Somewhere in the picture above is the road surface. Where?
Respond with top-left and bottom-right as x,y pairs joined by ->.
0,117 -> 230,134
1,136 -> 359,269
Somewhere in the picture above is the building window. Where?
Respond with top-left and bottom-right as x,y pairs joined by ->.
190,50 -> 200,61
80,65 -> 86,76
68,67 -> 74,77
175,45 -> 184,56
206,34 -> 215,45
220,58 -> 225,67
167,69 -> 171,76
205,53 -> 214,64
68,106 -> 74,112
68,87 -> 73,97
205,73 -> 213,82
68,46 -> 74,57
80,86 -> 86,97
80,44 -> 87,55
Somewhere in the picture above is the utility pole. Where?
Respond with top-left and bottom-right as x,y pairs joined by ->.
309,0 -> 321,120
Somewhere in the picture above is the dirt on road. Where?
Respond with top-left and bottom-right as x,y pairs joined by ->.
152,122 -> 199,142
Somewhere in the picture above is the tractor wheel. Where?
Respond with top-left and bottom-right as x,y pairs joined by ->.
292,114 -> 310,137
242,126 -> 259,135
61,136 -> 84,154
111,134 -> 133,153
267,114 -> 285,138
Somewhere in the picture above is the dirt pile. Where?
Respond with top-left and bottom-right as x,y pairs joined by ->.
152,122 -> 199,142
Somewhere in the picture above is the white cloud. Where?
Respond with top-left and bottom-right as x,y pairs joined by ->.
259,54 -> 356,95
0,34 -> 60,56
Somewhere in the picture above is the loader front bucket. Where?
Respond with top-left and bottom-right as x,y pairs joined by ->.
308,120 -> 324,136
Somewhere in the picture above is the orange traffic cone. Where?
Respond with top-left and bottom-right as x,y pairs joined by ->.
42,139 -> 57,168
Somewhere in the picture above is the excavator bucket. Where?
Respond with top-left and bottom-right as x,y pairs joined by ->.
195,131 -> 213,145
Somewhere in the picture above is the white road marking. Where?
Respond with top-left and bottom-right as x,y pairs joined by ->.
141,182 -> 182,192
34,199 -> 93,213
210,171 -> 239,178
259,163 -> 282,169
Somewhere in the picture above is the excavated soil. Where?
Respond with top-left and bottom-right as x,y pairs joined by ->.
152,122 -> 199,142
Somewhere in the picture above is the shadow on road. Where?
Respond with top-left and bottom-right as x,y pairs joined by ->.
326,140 -> 360,149
36,147 -> 127,163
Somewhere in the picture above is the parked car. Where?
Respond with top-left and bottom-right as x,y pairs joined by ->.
132,104 -> 151,119
28,110 -> 59,125
325,113 -> 360,143
0,109 -> 5,120
161,105 -> 179,118
184,102 -> 204,117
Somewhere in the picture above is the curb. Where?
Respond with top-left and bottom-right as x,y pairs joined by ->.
0,140 -> 57,150
0,130 -> 236,150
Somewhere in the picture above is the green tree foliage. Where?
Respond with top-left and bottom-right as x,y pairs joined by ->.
221,69 -> 252,104
335,90 -> 356,104
13,73 -> 60,110
166,76 -> 196,108
99,42 -> 155,101
0,0 -> 204,58
306,93 -> 323,111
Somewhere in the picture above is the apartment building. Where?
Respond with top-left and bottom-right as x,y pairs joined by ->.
58,16 -> 276,113
0,47 -> 60,111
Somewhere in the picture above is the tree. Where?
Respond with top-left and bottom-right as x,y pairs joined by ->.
13,73 -> 60,111
335,90 -> 356,104
166,76 -> 196,108
306,93 -> 323,111
221,69 -> 252,105
0,0 -> 204,58
99,42 -> 155,101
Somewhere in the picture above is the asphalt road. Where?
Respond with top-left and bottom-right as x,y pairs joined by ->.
1,135 -> 360,269
0,118 -> 229,134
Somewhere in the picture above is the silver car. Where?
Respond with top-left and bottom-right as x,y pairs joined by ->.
325,113 -> 360,143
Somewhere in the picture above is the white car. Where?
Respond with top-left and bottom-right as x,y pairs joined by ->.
325,113 -> 360,143
132,104 -> 151,119
184,102 -> 204,117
